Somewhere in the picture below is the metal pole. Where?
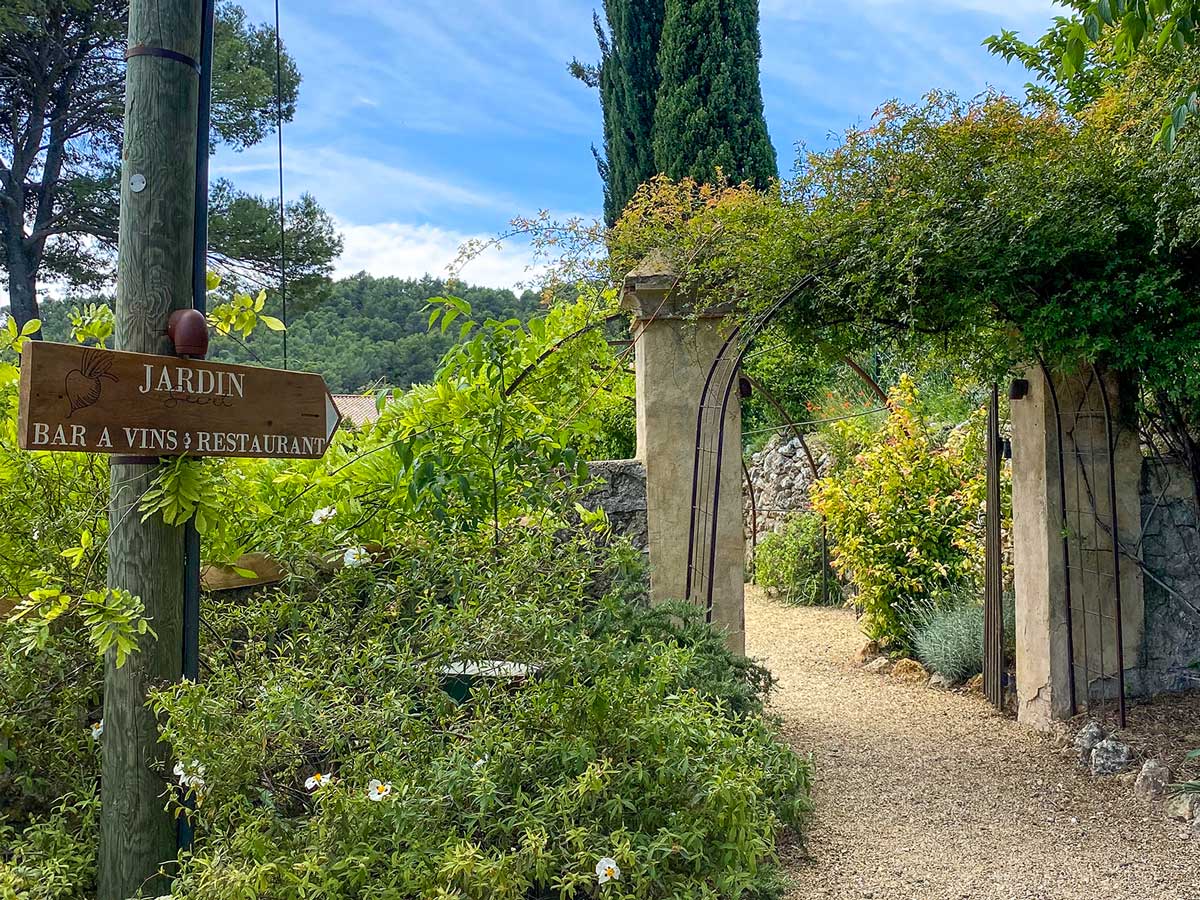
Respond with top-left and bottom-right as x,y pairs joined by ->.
178,0 -> 214,854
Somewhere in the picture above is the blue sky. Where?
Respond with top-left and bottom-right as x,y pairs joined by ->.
215,0 -> 1062,288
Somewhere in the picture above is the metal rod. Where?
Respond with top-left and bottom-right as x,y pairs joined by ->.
743,456 -> 757,574
1040,359 -> 1078,716
1094,364 -> 1127,728
685,322 -> 741,603
274,0 -> 289,369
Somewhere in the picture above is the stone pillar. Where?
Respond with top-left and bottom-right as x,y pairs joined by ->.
1011,365 -> 1143,728
622,262 -> 745,653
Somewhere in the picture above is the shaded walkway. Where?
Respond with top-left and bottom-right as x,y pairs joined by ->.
744,587 -> 1200,900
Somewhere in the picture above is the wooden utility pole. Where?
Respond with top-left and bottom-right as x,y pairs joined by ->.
99,1 -> 203,897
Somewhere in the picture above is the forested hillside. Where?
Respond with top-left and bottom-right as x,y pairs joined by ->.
40,274 -> 542,393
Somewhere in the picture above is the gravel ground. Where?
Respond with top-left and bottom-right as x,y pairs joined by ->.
744,587 -> 1200,900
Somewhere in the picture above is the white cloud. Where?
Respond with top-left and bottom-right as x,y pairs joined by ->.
211,145 -> 511,222
334,220 -> 543,290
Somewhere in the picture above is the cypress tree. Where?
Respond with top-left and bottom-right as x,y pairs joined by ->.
578,1 -> 664,225
652,0 -> 777,190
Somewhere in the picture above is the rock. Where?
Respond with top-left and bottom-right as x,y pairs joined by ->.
891,658 -> 930,684
1134,759 -> 1172,800
1166,793 -> 1200,822
1074,721 -> 1108,765
1089,737 -> 1132,775
1191,817 -> 1200,841
864,656 -> 892,675
854,640 -> 881,665
928,672 -> 955,690
964,673 -> 984,694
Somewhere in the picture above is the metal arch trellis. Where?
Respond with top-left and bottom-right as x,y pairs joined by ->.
684,278 -> 818,618
1040,360 -> 1128,728
685,282 -> 1012,714
684,274 -> 888,617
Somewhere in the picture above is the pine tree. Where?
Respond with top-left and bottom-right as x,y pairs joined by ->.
573,1 -> 664,225
652,0 -> 777,190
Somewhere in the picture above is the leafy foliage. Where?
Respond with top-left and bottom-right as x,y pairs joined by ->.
0,0 -> 333,329
0,287 -> 809,897
811,377 -> 988,650
985,0 -> 1200,148
754,511 -> 834,607
203,274 -> 544,392
149,530 -> 808,900
574,0 -> 776,225
571,0 -> 664,226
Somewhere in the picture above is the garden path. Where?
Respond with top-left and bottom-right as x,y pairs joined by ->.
744,587 -> 1200,900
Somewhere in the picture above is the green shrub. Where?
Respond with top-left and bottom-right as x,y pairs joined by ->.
1,297 -> 811,899
907,590 -> 1016,683
153,529 -> 810,900
811,376 -> 989,650
755,511 -> 835,606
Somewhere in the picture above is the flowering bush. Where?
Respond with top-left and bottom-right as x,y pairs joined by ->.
0,295 -> 811,899
811,376 -> 989,650
148,528 -> 809,900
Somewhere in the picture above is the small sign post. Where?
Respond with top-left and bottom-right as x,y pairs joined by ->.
18,339 -> 341,897
19,341 -> 341,458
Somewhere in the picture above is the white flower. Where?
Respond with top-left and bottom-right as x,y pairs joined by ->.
304,772 -> 333,791
366,778 -> 392,801
173,759 -> 206,792
472,753 -> 489,770
596,857 -> 620,884
89,719 -> 103,740
311,506 -> 336,525
343,547 -> 369,568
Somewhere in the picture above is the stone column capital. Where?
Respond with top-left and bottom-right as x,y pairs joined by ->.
621,258 -> 732,320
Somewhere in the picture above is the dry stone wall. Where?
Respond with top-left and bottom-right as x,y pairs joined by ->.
1139,459 -> 1200,695
743,433 -> 828,547
584,459 -> 648,551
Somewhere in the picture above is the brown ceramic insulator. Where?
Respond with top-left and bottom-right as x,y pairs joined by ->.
167,308 -> 210,359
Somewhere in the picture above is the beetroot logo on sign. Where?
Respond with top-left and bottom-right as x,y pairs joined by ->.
64,349 -> 117,417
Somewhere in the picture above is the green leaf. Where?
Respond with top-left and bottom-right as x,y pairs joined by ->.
1084,12 -> 1101,40
259,315 -> 286,331
20,318 -> 41,336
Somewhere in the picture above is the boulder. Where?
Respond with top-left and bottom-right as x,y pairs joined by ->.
928,672 -> 956,691
1166,793 -> 1200,822
1089,737 -> 1132,776
891,658 -> 930,684
1074,721 -> 1108,765
854,640 -> 881,666
864,656 -> 892,675
1134,759 -> 1172,800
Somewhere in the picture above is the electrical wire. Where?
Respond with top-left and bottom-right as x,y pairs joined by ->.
274,0 -> 288,369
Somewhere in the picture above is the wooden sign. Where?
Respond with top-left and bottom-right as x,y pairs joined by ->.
18,341 -> 341,459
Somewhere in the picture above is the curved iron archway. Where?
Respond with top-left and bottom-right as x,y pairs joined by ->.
686,287 -> 1013,712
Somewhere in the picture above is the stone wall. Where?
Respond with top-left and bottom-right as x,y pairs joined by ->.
1139,459 -> 1200,695
584,459 -> 648,551
743,433 -> 827,548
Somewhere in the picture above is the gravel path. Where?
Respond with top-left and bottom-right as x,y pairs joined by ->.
744,587 -> 1200,900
